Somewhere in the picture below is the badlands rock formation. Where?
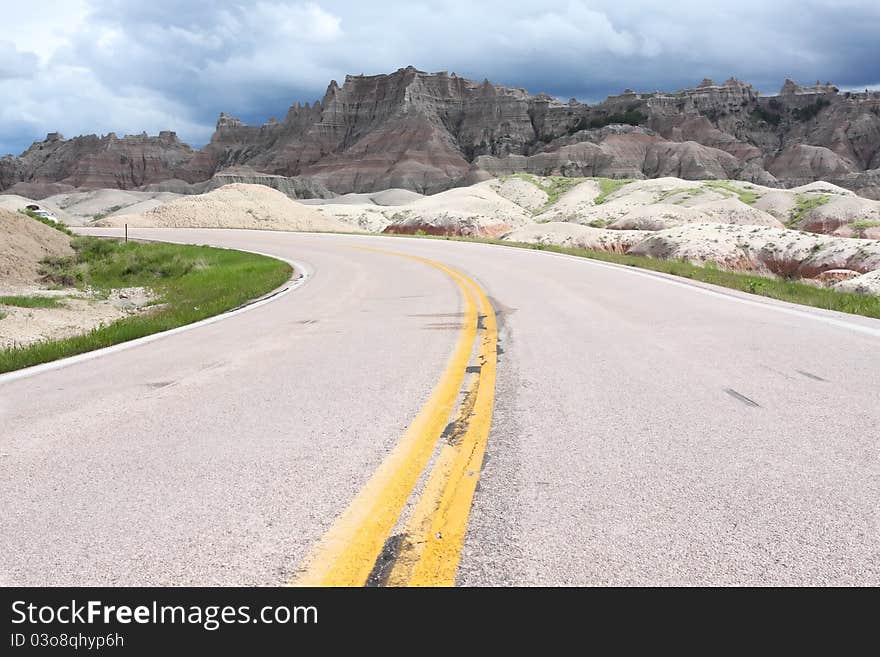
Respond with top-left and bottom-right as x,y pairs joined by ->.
7,172 -> 872,294
2,69 -> 880,198
95,183 -> 350,232
307,174 -> 880,292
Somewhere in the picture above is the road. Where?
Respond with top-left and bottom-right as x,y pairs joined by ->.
1,228 -> 878,586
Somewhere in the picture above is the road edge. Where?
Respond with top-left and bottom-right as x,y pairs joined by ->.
0,244 -> 311,385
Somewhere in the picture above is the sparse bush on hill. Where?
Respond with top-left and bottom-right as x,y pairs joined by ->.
18,208 -> 74,236
792,98 -> 830,122
751,105 -> 781,125
787,194 -> 831,226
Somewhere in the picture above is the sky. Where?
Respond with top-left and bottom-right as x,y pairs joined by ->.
1,0 -> 879,155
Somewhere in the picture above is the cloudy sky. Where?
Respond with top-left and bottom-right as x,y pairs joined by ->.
2,0 -> 878,155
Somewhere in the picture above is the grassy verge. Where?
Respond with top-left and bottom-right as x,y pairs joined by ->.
0,295 -> 64,309
374,233 -> 880,320
0,237 -> 292,374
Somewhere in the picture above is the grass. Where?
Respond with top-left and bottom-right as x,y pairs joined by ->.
93,204 -> 123,221
590,178 -> 633,204
788,194 -> 831,227
372,232 -> 880,320
502,174 -> 588,214
702,181 -> 761,205
500,174 -> 633,211
0,236 -> 292,374
0,295 -> 64,309
850,220 -> 880,237
18,209 -> 74,236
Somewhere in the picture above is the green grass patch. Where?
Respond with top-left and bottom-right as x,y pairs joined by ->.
850,220 -> 880,237
0,237 -> 292,373
502,174 -> 588,214
590,178 -> 634,205
0,295 -> 64,309
703,181 -> 761,205
372,232 -> 880,320
788,194 -> 831,227
18,209 -> 74,236
499,174 -> 633,210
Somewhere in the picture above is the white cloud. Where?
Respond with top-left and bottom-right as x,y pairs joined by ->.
0,64 -> 212,154
1,0 -> 878,154
0,41 -> 40,79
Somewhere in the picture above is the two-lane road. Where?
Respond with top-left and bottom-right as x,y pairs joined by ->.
2,228 -> 878,585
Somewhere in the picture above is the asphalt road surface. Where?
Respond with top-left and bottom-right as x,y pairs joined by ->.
2,228 -> 878,586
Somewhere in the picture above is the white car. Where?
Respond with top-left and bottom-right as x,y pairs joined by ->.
32,209 -> 58,223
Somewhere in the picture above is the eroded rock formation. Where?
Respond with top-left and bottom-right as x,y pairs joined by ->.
3,68 -> 880,198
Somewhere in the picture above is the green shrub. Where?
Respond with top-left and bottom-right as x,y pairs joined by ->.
792,98 -> 830,122
18,209 -> 74,236
751,106 -> 781,125
787,194 -> 831,227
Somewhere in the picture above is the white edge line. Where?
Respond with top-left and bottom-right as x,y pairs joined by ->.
534,248 -> 880,338
306,232 -> 880,339
0,242 -> 312,385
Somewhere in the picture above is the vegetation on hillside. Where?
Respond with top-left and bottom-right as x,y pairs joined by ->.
1,237 -> 291,373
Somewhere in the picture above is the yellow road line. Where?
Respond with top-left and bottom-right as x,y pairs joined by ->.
386,271 -> 498,586
293,249 -> 480,586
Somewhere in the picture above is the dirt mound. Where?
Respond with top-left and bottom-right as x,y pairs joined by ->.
312,204 -> 391,232
493,177 -> 549,212
795,196 -> 880,233
503,222 -> 643,252
608,204 -> 712,230
0,194 -> 78,225
628,224 -> 880,277
753,190 -> 798,220
45,189 -> 183,223
382,181 -> 532,237
688,198 -> 783,227
370,188 -> 423,206
834,269 -> 880,295
789,181 -> 856,196
534,181 -> 601,222
95,183 -> 351,232
0,209 -> 73,289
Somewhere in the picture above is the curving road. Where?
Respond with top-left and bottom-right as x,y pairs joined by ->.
1,228 -> 878,586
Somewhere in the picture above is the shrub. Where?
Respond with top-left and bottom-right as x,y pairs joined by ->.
792,98 -> 830,122
751,106 -> 781,125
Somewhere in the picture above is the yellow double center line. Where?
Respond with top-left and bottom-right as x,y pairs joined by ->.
293,248 -> 498,587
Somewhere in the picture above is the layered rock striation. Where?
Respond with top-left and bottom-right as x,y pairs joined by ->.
3,68 -> 880,198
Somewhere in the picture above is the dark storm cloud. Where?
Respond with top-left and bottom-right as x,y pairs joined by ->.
2,0 -> 879,155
